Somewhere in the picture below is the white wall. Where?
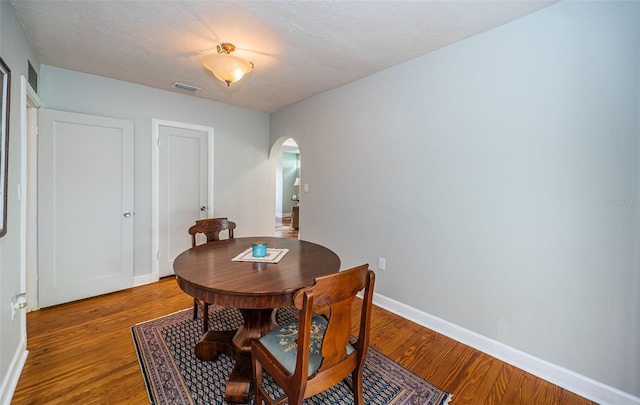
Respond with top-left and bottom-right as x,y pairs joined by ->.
39,66 -> 273,278
0,1 -> 40,401
271,0 -> 639,399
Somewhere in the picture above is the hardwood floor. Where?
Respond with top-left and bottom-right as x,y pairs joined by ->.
12,277 -> 596,405
275,215 -> 299,239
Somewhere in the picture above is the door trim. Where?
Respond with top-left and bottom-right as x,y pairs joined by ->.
149,119 -> 214,285
20,76 -> 41,311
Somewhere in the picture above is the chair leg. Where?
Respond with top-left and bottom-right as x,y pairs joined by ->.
351,366 -> 365,405
290,389 -> 305,405
193,299 -> 198,320
202,303 -> 209,332
194,300 -> 210,332
253,357 -> 263,405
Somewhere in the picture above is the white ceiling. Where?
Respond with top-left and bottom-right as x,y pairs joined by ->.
11,0 -> 554,113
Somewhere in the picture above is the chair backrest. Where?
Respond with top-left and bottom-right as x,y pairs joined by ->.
292,264 -> 375,376
188,217 -> 236,247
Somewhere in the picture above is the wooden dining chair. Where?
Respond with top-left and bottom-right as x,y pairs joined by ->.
251,264 -> 375,405
188,217 -> 237,332
188,217 -> 236,246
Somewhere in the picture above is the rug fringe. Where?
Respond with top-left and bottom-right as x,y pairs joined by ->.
441,393 -> 453,405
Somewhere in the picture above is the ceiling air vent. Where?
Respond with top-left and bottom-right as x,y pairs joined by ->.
172,82 -> 201,93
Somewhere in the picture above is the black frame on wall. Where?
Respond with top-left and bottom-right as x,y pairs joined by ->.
0,56 -> 11,238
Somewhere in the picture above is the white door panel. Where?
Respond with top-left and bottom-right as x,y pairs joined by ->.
38,109 -> 134,307
158,125 -> 209,277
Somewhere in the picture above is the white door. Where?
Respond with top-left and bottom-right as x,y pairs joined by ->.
158,124 -> 211,277
38,109 -> 134,307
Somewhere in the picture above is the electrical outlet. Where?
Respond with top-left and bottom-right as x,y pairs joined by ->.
11,293 -> 27,320
378,257 -> 386,271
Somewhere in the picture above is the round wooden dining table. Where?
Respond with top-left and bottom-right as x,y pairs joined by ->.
173,236 -> 340,403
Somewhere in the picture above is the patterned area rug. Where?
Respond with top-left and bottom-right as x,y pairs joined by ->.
132,306 -> 451,405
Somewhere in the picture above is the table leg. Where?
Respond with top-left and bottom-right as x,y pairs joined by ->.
194,330 -> 236,361
194,308 -> 275,404
233,308 -> 276,351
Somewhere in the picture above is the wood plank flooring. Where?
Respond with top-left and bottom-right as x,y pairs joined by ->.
12,277 -> 597,405
275,215 -> 299,239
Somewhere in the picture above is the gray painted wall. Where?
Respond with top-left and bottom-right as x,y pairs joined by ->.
39,66 -> 273,278
271,1 -> 639,397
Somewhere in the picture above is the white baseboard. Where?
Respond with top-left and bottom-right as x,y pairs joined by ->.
372,292 -> 640,405
0,339 -> 28,405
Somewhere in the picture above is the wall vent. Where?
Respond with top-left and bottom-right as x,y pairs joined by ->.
172,82 -> 201,93
28,60 -> 38,93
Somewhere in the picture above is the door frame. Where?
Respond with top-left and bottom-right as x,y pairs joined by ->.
21,76 -> 42,311
150,119 -> 214,284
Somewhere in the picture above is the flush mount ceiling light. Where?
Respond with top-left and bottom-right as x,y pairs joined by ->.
202,43 -> 254,86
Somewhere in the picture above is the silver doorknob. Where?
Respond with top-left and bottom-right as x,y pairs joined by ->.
200,206 -> 207,211
123,211 -> 132,218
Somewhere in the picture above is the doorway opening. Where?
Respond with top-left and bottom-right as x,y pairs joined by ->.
275,138 -> 299,239
22,76 -> 42,312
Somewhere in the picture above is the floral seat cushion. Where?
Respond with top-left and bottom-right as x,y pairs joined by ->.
258,314 -> 355,377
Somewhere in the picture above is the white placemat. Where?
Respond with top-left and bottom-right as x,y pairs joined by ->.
231,248 -> 289,263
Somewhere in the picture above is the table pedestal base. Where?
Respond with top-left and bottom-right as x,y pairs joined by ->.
194,308 -> 275,404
